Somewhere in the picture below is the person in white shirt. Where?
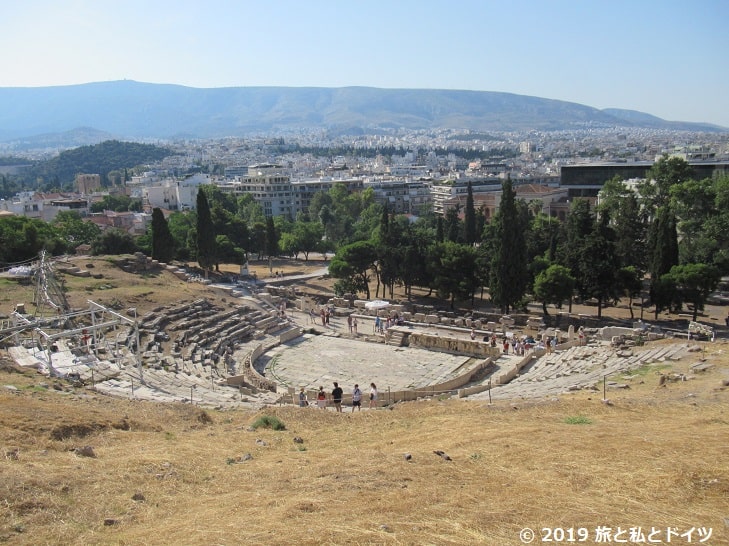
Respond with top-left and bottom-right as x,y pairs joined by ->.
369,383 -> 378,408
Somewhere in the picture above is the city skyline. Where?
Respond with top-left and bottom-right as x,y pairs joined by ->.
2,0 -> 728,127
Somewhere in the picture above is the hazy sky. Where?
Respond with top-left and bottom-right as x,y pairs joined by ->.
3,0 -> 728,127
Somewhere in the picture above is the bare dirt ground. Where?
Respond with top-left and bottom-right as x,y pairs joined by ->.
1,255 -> 728,545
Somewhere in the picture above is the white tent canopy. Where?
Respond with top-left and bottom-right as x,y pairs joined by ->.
365,300 -> 390,310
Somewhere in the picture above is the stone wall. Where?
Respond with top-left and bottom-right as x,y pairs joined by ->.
599,326 -> 644,340
407,331 -> 501,358
457,349 -> 543,398
226,327 -> 303,392
226,343 -> 277,392
290,358 -> 494,407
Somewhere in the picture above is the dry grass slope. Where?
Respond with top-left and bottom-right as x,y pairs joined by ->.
2,345 -> 729,545
1,256 -> 728,545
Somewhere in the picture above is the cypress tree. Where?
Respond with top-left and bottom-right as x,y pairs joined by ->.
265,216 -> 279,258
380,202 -> 390,239
151,207 -> 175,263
196,187 -> 216,276
444,207 -> 461,243
648,204 -> 679,304
489,178 -> 528,314
649,205 -> 679,281
436,216 -> 444,243
464,182 -> 476,245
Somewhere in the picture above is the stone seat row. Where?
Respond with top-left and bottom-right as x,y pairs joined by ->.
94,367 -> 259,408
507,342 -> 689,391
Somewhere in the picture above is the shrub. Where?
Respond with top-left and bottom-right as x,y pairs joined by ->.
250,415 -> 286,431
564,415 -> 592,425
195,409 -> 213,425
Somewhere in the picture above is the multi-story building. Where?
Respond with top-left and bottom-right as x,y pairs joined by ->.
217,165 -> 294,218
291,178 -> 364,217
430,178 -> 502,215
0,191 -> 88,221
441,183 -> 570,222
560,160 -> 729,198
364,178 -> 432,215
218,165 -> 365,219
141,173 -> 210,211
75,173 -> 101,194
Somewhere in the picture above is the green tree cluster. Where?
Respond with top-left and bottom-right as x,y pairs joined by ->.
0,155 -> 725,320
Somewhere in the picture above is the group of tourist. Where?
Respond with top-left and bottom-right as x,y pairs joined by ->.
299,382 -> 378,411
373,314 -> 404,334
308,306 -> 334,326
479,333 -> 533,356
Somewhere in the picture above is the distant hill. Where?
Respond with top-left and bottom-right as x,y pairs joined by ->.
0,80 -> 725,142
5,127 -> 116,151
19,140 -> 173,187
601,108 -> 727,132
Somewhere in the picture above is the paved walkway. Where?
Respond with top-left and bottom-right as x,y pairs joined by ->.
262,332 -> 477,393
273,308 -> 698,403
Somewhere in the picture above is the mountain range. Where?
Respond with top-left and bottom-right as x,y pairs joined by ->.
0,80 -> 725,145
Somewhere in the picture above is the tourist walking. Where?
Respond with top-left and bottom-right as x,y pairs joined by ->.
352,317 -> 358,334
351,384 -> 362,411
331,382 -> 343,412
316,386 -> 327,409
369,382 -> 378,408
298,387 -> 308,407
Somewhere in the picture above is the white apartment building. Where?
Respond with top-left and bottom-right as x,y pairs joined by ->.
218,165 -> 365,218
0,191 -> 89,221
430,178 -> 502,215
218,165 -> 294,218
141,173 -> 210,211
